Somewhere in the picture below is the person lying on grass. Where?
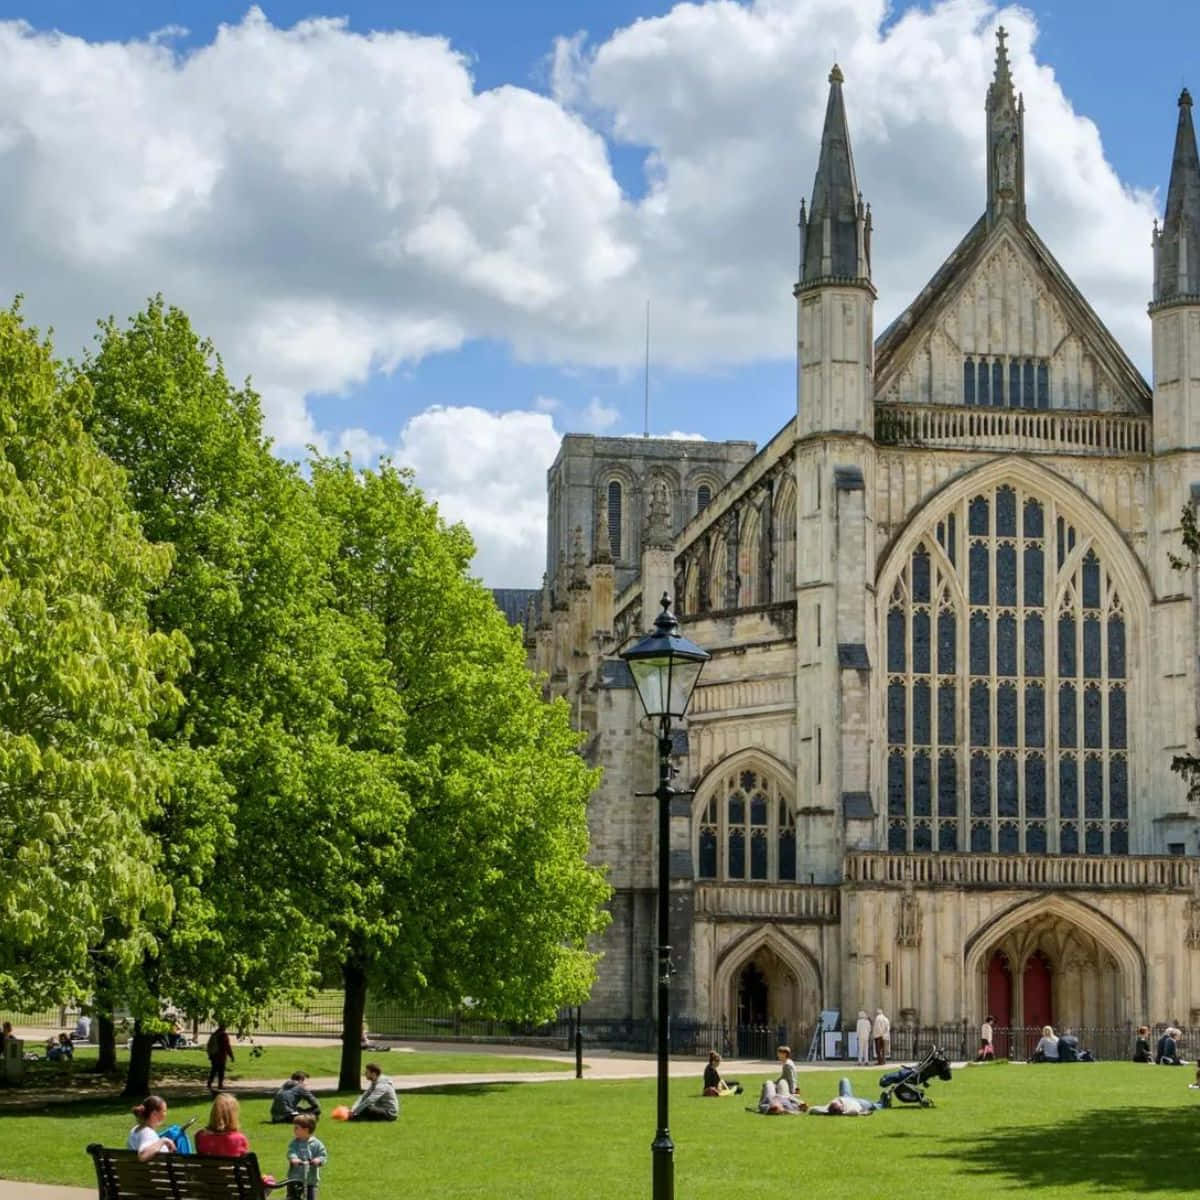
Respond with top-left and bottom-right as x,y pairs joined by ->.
807,1078 -> 880,1116
348,1062 -> 399,1121
127,1096 -> 175,1160
754,1079 -> 807,1114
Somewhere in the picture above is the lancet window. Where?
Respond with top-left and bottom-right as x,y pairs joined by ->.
607,480 -> 623,560
963,356 -> 1049,410
885,484 -> 1129,855
697,768 -> 797,881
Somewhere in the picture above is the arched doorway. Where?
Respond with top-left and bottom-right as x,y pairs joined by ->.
737,962 -> 768,1026
1023,950 -> 1053,1032
736,961 -> 769,1058
970,898 -> 1141,1055
987,950 -> 1013,1057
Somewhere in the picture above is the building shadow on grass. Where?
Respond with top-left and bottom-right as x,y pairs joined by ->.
915,1104 -> 1195,1192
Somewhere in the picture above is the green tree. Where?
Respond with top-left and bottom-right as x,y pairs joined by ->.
310,457 -> 610,1088
1170,504 -> 1200,796
0,304 -> 185,1011
81,299 -> 385,1094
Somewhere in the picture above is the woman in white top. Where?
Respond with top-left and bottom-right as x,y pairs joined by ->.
127,1095 -> 175,1161
1033,1025 -> 1060,1062
855,1011 -> 872,1065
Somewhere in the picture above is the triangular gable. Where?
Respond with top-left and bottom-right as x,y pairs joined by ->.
874,215 -> 1151,415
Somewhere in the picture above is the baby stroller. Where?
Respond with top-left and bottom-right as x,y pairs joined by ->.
878,1045 -> 952,1108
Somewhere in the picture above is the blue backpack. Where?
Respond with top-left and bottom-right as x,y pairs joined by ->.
163,1118 -> 197,1155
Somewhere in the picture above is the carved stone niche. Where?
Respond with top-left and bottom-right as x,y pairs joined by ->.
1186,896 -> 1200,949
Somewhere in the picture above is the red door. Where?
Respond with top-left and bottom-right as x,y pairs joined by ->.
1023,950 -> 1053,1053
987,951 -> 1012,1057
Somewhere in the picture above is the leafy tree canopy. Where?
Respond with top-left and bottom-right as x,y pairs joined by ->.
0,304 -> 185,1008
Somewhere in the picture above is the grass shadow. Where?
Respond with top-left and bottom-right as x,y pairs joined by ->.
919,1103 -> 1196,1192
402,1082 -> 524,1098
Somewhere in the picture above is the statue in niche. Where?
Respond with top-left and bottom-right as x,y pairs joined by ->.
897,884 -> 922,947
1186,896 -> 1200,948
993,118 -> 1018,198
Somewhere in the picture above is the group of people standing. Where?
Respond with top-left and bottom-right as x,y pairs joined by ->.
854,1010 -> 891,1066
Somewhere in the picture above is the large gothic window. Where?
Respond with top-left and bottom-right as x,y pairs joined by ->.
697,768 -> 796,881
885,484 -> 1129,855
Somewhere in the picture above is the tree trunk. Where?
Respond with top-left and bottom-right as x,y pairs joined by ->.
338,958 -> 368,1091
95,1013 -> 117,1073
122,1022 -> 155,1098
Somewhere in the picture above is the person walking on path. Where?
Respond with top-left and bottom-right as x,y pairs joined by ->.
855,1011 -> 872,1065
872,1010 -> 891,1067
205,1024 -> 234,1092
978,1015 -> 995,1061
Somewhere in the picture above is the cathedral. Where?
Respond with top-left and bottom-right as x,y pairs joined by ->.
523,31 -> 1200,1042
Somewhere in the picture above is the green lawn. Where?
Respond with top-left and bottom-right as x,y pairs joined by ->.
1,1061 -> 1193,1199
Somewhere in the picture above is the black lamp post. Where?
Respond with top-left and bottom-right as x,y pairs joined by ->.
620,593 -> 709,1200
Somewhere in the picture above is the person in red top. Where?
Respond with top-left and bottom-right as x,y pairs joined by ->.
195,1093 -> 250,1158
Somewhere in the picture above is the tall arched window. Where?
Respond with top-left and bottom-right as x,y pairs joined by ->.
772,478 -> 796,602
606,480 -> 622,560
697,484 -> 712,514
698,768 -> 797,881
884,483 -> 1129,856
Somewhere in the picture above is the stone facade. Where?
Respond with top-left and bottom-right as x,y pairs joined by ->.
529,36 -> 1200,1039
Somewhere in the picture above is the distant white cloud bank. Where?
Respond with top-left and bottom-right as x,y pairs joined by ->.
0,2 -> 1159,585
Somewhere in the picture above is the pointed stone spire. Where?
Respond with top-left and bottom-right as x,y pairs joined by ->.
1153,88 -> 1200,304
799,64 -> 871,288
986,25 -> 1026,227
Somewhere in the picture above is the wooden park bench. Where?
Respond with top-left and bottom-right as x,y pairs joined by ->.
86,1143 -> 274,1199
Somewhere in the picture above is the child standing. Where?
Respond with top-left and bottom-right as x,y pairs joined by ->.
286,1113 -> 327,1200
774,1045 -> 797,1095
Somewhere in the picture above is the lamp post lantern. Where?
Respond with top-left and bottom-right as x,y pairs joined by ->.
620,593 -> 709,1200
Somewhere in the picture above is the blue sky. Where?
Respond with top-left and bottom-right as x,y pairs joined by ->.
0,1 -> 1196,583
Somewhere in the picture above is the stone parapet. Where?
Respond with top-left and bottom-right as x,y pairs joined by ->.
694,882 -> 841,921
875,402 -> 1150,456
844,851 -> 1195,891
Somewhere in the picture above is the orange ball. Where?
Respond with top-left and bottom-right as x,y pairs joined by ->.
331,1105 -> 351,1121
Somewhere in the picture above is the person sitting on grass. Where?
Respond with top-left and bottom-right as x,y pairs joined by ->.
127,1096 -> 175,1161
702,1050 -> 742,1096
47,1033 -> 73,1062
271,1071 -> 322,1123
348,1062 -> 399,1121
1156,1027 -> 1185,1065
287,1113 -> 328,1200
195,1092 -> 250,1158
1134,1025 -> 1153,1063
755,1079 -> 807,1114
774,1045 -> 797,1095
808,1078 -> 880,1116
1032,1025 -> 1059,1062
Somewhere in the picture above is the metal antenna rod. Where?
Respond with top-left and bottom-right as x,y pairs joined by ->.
643,298 -> 650,438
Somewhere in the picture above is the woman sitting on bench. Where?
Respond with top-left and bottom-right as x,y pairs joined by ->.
195,1093 -> 250,1157
127,1096 -> 175,1161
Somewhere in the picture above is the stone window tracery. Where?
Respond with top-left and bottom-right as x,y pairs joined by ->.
962,356 -> 1049,409
885,484 -> 1129,855
697,768 -> 797,881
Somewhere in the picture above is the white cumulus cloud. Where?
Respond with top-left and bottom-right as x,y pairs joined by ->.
393,405 -> 563,587
0,2 -> 1167,585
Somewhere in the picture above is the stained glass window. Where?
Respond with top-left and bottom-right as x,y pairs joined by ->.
884,485 -> 1130,855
